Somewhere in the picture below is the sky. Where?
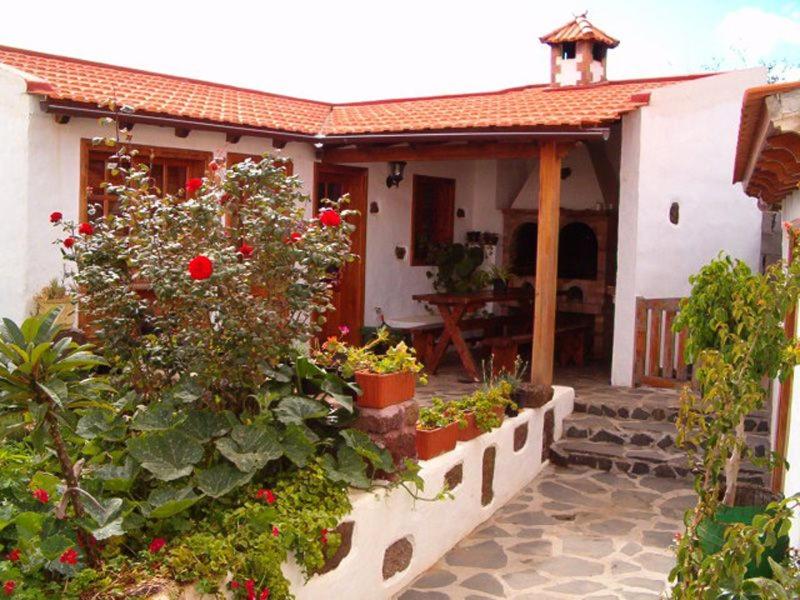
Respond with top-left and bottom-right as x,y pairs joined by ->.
0,0 -> 798,102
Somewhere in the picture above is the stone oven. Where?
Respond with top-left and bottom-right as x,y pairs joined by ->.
502,208 -> 615,359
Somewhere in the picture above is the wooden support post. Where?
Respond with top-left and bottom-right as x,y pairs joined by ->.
531,141 -> 563,386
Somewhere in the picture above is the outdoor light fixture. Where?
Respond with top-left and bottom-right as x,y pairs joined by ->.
386,161 -> 406,188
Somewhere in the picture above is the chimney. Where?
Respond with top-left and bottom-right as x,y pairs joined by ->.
540,12 -> 619,87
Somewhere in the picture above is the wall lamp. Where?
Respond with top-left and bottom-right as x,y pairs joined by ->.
386,161 -> 406,188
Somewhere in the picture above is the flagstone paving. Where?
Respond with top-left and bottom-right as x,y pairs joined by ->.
396,464 -> 695,600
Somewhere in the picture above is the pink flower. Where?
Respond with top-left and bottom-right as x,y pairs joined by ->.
148,538 -> 166,554
50,212 -> 62,223
338,325 -> 350,336
272,526 -> 279,537
245,579 -> 256,600
78,222 -> 93,235
260,588 -> 270,600
59,547 -> 78,565
186,178 -> 203,194
319,210 -> 342,227
32,488 -> 49,504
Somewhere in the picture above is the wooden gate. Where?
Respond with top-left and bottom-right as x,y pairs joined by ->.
633,297 -> 691,388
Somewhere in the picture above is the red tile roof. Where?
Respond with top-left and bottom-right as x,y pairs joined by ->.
0,44 -> 708,137
540,13 -> 619,48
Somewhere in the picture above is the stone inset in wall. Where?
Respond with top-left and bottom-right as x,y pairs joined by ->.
542,409 -> 555,463
481,447 -> 497,506
513,423 -> 529,452
444,463 -> 463,490
383,536 -> 413,580
317,521 -> 354,575
354,398 -> 418,471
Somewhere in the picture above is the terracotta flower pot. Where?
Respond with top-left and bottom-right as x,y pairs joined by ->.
457,412 -> 481,441
354,370 -> 415,409
416,422 -> 458,460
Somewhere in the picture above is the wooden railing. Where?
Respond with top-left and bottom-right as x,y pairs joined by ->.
633,297 -> 691,388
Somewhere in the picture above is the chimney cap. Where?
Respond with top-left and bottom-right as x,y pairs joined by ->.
540,12 -> 619,48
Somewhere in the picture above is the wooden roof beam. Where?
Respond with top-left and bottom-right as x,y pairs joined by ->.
321,142 -> 539,163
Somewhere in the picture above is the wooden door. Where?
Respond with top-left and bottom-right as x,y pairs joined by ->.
314,163 -> 368,345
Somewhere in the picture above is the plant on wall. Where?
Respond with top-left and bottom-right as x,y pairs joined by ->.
425,242 -> 490,294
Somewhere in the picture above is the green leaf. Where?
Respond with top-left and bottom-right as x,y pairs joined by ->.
179,410 -> 230,443
29,471 -> 61,497
127,430 -> 203,481
321,446 -> 370,488
274,395 -> 329,425
15,512 -> 44,541
340,428 -> 394,471
215,423 -> 282,473
282,424 -> 315,468
36,380 -> 68,408
76,409 -> 126,441
39,534 -> 73,560
130,402 -> 180,431
84,497 -> 123,527
1,318 -> 26,347
195,462 -> 253,498
94,459 -> 137,493
146,485 -> 200,519
91,518 -> 125,541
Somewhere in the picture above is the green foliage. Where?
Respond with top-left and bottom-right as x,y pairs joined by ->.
425,242 -> 490,294
418,397 -> 462,430
457,381 -> 515,432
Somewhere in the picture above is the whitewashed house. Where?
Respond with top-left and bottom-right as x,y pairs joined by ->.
0,14 -> 764,388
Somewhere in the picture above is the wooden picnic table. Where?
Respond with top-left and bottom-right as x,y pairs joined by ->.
412,288 -> 533,381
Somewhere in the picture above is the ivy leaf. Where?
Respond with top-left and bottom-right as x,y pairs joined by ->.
127,430 -> 203,481
39,534 -> 73,560
146,485 -> 200,519
195,462 -> 253,498
215,424 -> 282,473
130,402 -> 181,431
180,410 -> 230,443
321,446 -> 370,488
274,396 -> 329,425
340,428 -> 394,472
282,424 -> 315,468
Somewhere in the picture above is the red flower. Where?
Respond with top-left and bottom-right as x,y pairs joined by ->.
272,526 -> 279,537
255,489 -> 275,504
260,588 -> 270,600
32,488 -> 49,504
284,232 -> 302,244
3,580 -> 14,596
59,548 -> 78,565
78,222 -> 93,235
148,538 -> 166,554
319,210 -> 342,227
186,178 -> 203,194
245,579 -> 256,600
229,580 -> 240,590
63,237 -> 76,249
7,549 -> 20,562
321,528 -> 329,545
209,161 -> 219,172
49,211 -> 62,224
238,242 -> 254,258
188,255 -> 213,280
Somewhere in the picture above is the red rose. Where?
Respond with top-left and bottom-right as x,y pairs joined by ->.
238,242 -> 254,258
284,232 -> 302,244
186,178 -> 203,194
148,538 -> 166,554
209,161 -> 219,172
272,526 -> 279,537
78,222 -> 93,235
32,488 -> 49,504
188,255 -> 213,280
255,489 -> 275,504
7,549 -> 19,562
3,580 -> 14,596
260,589 -> 270,600
59,548 -> 78,565
63,237 -> 76,249
319,210 -> 342,227
50,211 -> 62,223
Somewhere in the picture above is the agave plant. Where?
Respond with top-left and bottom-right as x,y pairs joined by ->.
0,309 -> 110,564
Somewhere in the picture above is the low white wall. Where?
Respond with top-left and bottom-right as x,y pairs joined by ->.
610,68 -> 767,386
284,386 -> 574,599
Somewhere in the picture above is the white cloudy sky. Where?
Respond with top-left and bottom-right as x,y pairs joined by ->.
0,0 -> 798,102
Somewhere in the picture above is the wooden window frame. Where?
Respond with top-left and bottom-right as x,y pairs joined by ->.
79,139 -> 212,222
411,174 -> 455,267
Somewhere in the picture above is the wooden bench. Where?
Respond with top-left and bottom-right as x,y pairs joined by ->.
482,313 -> 594,375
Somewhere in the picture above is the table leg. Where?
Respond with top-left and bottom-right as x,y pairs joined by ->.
428,306 -> 459,374
440,304 -> 480,382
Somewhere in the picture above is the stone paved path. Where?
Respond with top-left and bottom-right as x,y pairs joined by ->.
396,464 -> 695,600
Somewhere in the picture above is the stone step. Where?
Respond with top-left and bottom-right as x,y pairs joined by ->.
572,393 -> 770,434
549,438 -> 768,485
562,413 -> 771,457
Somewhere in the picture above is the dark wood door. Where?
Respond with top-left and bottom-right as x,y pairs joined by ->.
314,163 -> 368,345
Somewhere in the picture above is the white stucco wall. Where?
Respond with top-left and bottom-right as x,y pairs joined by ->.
610,68 -> 767,386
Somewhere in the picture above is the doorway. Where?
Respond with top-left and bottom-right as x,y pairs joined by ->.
313,163 -> 368,345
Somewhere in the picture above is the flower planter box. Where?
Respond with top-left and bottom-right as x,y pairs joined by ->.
457,412 -> 481,441
354,370 -> 415,409
415,422 -> 458,460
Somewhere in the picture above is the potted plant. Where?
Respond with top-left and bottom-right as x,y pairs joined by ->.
488,265 -> 511,293
32,278 -> 75,328
454,381 -> 515,440
416,397 -> 462,460
483,356 -> 527,416
669,245 -> 800,597
425,242 -> 491,294
329,327 -> 426,409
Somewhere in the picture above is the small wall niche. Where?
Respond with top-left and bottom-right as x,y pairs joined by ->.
669,202 -> 680,225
